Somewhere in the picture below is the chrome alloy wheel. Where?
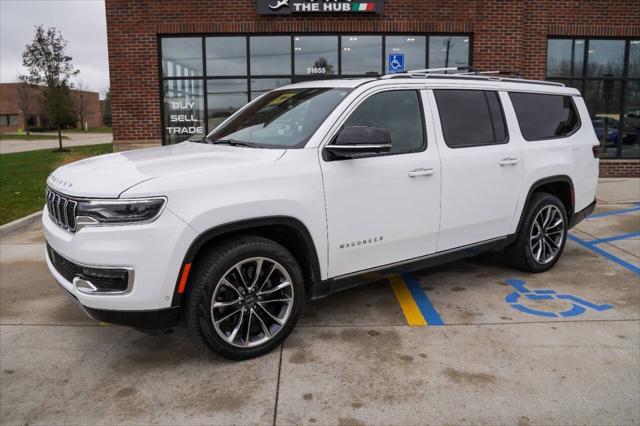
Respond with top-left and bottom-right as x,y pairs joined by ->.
529,205 -> 565,265
210,257 -> 294,348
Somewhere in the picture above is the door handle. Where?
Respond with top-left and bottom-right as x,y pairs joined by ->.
499,157 -> 519,166
408,168 -> 435,177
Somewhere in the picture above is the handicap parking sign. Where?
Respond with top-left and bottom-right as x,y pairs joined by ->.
388,53 -> 405,73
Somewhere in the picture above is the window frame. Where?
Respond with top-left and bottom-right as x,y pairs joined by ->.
158,32 -> 473,145
433,89 -> 510,149
546,37 -> 640,158
323,87 -> 428,161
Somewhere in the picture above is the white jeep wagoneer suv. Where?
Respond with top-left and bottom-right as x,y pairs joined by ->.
44,68 -> 599,359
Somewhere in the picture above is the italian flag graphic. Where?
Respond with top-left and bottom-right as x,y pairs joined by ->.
352,2 -> 376,12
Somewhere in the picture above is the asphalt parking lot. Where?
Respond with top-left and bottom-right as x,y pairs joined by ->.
1,179 -> 639,425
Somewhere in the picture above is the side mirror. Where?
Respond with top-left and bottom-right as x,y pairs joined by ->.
324,126 -> 392,159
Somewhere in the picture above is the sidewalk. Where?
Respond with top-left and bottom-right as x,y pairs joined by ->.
596,178 -> 640,204
0,132 -> 112,154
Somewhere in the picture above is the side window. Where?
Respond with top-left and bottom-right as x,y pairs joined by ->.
342,90 -> 426,153
508,92 -> 580,141
434,90 -> 508,148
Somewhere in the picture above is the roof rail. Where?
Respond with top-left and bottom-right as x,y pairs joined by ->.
380,66 -> 565,87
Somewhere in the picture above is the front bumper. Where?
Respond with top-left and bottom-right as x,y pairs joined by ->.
54,279 -> 181,329
43,204 -> 198,312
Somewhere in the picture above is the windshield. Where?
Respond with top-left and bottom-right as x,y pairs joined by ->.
204,87 -> 351,148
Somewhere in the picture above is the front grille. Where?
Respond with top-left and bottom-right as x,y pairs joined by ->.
47,244 -> 130,292
45,186 -> 78,231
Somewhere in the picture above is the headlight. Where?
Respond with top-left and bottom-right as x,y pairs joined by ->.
76,197 -> 167,228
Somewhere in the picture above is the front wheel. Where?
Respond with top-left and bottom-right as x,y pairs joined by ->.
506,192 -> 568,273
186,236 -> 305,360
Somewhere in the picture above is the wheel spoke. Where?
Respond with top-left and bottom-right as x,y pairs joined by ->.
545,235 -> 560,249
253,309 -> 271,338
543,240 -> 554,259
227,310 -> 244,343
220,278 -> 241,296
257,303 -> 284,325
546,214 -> 563,230
259,297 -> 292,304
536,239 -> 544,262
244,310 -> 253,346
235,265 -> 248,289
214,307 -> 242,325
249,259 -> 264,290
257,263 -> 278,293
213,298 -> 241,309
542,206 -> 552,227
258,281 -> 291,296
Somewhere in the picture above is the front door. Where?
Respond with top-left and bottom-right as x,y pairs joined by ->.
320,88 -> 441,278
430,89 -> 523,251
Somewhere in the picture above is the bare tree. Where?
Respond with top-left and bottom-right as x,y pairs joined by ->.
20,25 -> 79,151
16,76 -> 32,135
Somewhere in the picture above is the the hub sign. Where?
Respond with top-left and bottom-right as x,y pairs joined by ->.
257,0 -> 385,15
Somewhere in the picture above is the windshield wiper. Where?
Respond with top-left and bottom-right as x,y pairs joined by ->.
211,138 -> 257,148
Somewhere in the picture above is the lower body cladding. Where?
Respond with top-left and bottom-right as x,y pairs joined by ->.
42,205 -> 198,330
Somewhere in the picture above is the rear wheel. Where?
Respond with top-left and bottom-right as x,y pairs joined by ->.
506,192 -> 568,273
186,236 -> 305,360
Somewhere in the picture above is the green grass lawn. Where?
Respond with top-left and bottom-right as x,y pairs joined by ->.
0,133 -> 70,141
0,144 -> 113,225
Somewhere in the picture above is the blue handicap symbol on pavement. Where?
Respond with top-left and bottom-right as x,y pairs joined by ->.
504,278 -> 613,318
388,53 -> 405,73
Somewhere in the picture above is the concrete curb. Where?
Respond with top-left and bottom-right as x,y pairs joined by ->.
0,211 -> 42,238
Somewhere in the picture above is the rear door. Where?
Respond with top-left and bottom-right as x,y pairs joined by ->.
430,89 -> 523,251
320,87 -> 441,277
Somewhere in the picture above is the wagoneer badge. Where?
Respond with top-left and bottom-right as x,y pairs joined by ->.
48,174 -> 73,188
340,236 -> 383,249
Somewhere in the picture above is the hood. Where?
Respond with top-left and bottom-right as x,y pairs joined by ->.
47,142 -> 286,198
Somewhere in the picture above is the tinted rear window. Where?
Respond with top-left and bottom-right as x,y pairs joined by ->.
434,90 -> 508,148
509,92 -> 580,141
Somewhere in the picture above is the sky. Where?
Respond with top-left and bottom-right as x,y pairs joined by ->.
0,0 -> 109,98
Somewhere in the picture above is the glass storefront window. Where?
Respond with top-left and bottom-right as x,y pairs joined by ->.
586,39 -> 625,77
547,39 -> 584,77
622,81 -> 640,158
250,78 -> 291,100
583,80 -> 623,158
160,34 -> 478,145
294,36 -> 338,76
161,38 -> 203,77
428,36 -> 469,69
385,36 -> 426,72
250,36 -> 291,76
547,38 -> 640,158
207,79 -> 248,131
163,79 -> 205,144
341,35 -> 382,75
206,37 -> 247,76
629,40 -> 640,77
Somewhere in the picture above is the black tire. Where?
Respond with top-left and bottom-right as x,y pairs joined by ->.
506,192 -> 568,273
186,235 -> 305,360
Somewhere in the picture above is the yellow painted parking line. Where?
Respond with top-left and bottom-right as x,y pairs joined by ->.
389,275 -> 427,326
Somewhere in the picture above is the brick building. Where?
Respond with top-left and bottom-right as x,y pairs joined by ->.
105,0 -> 640,176
0,83 -> 103,132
